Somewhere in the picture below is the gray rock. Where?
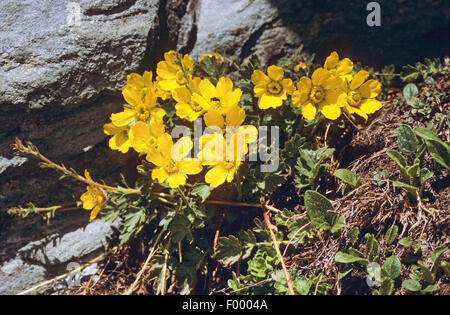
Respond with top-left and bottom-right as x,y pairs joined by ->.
0,218 -> 120,294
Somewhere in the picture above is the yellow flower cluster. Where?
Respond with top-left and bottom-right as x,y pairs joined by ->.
104,50 -> 382,191
104,51 -> 256,189
253,51 -> 382,120
80,170 -> 105,222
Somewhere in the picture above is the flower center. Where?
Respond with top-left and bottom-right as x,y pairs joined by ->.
310,87 -> 325,103
138,107 -> 150,121
176,70 -> 187,85
266,81 -> 283,96
210,97 -> 222,110
165,159 -> 179,174
348,91 -> 361,106
190,101 -> 203,112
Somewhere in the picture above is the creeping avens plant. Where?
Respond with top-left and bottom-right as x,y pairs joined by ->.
9,48 -> 386,295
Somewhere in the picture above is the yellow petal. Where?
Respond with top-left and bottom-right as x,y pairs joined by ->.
122,86 -> 142,108
181,54 -> 194,71
204,110 -> 225,129
172,87 -> 192,104
359,79 -> 381,99
172,137 -> 193,161
157,133 -> 174,159
129,121 -> 151,153
301,102 -> 317,120
152,167 -> 168,184
251,70 -> 269,86
110,110 -> 136,127
320,104 -> 341,120
258,94 -> 283,109
311,68 -> 330,87
216,77 -> 233,98
323,76 -> 343,90
205,165 -> 228,188
199,79 -> 216,100
168,172 -> 186,188
156,60 -> 178,79
350,70 -> 369,91
225,107 -> 245,127
89,205 -> 102,222
146,148 -> 167,167
142,71 -> 153,86
360,99 -> 382,114
179,159 -> 203,175
324,51 -> 339,70
335,58 -> 353,76
281,78 -> 295,95
267,65 -> 284,81
127,73 -> 144,89
157,79 -> 180,92
325,89 -> 346,107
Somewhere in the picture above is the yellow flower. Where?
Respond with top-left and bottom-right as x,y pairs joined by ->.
324,51 -> 354,82
342,70 -> 382,120
110,87 -> 165,128
129,119 -> 165,153
156,50 -> 194,92
191,77 -> 242,115
198,133 -> 243,188
123,71 -> 169,101
80,170 -> 105,222
292,68 -> 346,120
147,134 -> 202,188
172,77 -> 209,121
203,106 -> 258,145
251,65 -> 295,109
104,123 -> 131,153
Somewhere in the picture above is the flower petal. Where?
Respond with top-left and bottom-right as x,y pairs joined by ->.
205,165 -> 228,188
168,172 -> 186,188
350,70 -> 369,91
311,68 -> 330,86
204,110 -> 225,129
179,159 -> 203,174
152,167 -> 168,184
267,65 -> 284,81
320,104 -> 341,120
360,99 -> 382,114
251,70 -> 269,86
110,110 -> 136,127
336,58 -> 353,76
324,51 -> 339,70
258,94 -> 283,109
172,137 -> 193,161
359,79 -> 381,99
301,102 -> 317,120
225,106 -> 245,127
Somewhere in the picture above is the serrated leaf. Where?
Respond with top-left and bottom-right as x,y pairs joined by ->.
169,215 -> 192,243
382,256 -> 401,279
215,235 -> 242,266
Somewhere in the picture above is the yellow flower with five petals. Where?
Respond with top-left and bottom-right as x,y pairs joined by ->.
292,68 -> 346,120
342,70 -> 382,120
80,170 -> 105,222
156,50 -> 194,92
251,65 -> 295,109
323,51 -> 354,82
147,134 -> 203,188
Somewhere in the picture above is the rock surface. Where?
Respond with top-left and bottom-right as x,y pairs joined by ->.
1,0 -> 448,294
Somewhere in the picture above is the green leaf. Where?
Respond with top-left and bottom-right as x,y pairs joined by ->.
431,247 -> 448,274
334,169 -> 358,188
191,184 -> 212,202
414,127 -> 443,142
426,140 -> 450,170
304,190 -> 335,231
170,215 -> 192,243
421,284 -> 438,294
385,225 -> 398,245
417,261 -> 435,285
348,227 -> 360,246
215,235 -> 242,266
402,279 -> 421,292
403,83 -> 419,105
338,267 -> 353,280
382,256 -> 401,279
334,251 -> 369,265
396,124 -> 418,156
399,237 -> 413,247
387,150 -> 409,181
379,279 -> 394,295
330,214 -> 346,233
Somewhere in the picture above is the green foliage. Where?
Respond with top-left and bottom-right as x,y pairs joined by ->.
401,58 -> 448,82
304,190 -> 346,233
294,147 -> 334,190
334,168 -> 360,194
